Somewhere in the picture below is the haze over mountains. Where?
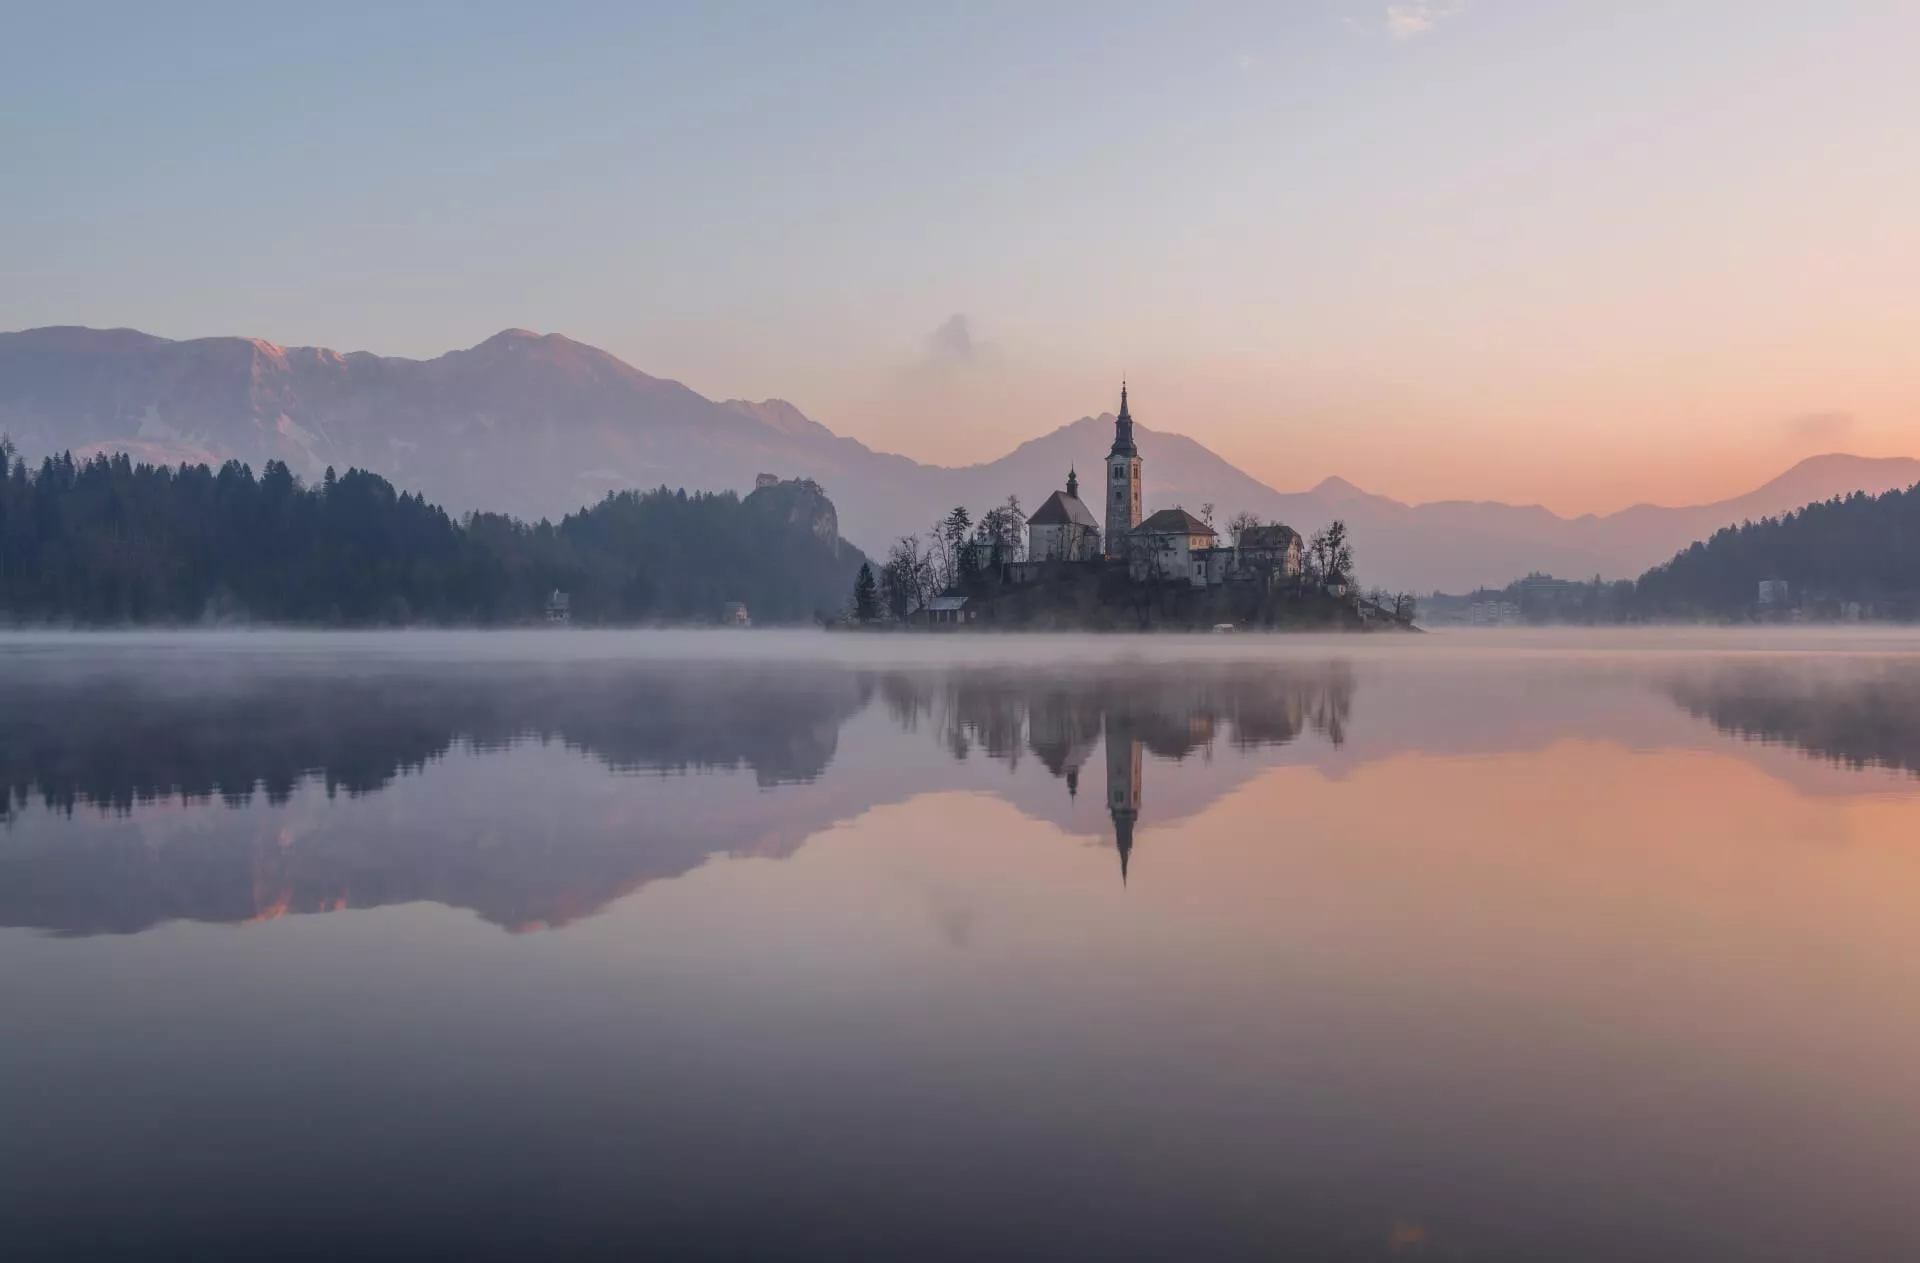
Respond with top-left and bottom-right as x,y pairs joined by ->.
3,325 -> 1915,592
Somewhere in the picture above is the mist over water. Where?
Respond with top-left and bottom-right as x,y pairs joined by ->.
5,629 -> 1920,1261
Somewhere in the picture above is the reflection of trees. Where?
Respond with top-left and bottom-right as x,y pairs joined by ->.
0,663 -> 875,937
878,662 -> 1356,780
0,665 -> 871,820
1667,664 -> 1920,777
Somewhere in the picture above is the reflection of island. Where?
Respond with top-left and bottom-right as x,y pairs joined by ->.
0,656 -> 1358,935
877,664 -> 1356,883
1666,663 -> 1920,778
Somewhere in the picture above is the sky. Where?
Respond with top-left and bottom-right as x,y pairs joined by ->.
3,1 -> 1917,514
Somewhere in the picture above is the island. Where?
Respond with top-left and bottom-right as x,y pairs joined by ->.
844,386 -> 1418,632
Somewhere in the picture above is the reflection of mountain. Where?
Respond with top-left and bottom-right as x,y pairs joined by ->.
0,663 -> 874,936
0,753 -> 875,938
1667,663 -> 1920,779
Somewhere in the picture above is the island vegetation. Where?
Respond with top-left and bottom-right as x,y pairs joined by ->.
846,499 -> 1416,632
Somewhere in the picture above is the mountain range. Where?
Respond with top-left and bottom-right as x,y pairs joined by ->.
4,324 -> 1914,592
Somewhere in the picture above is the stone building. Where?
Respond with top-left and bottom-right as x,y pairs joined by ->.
1127,507 -> 1218,585
1235,524 -> 1303,582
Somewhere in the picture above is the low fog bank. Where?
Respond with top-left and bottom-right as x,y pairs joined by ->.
4,625 -> 1920,686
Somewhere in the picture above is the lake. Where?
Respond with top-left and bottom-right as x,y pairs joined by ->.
4,629 -> 1920,1261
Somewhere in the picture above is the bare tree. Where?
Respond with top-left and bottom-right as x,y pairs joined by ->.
1227,510 -> 1260,542
882,535 -> 935,619
927,516 -> 954,592
1200,502 -> 1216,531
1306,520 -> 1354,588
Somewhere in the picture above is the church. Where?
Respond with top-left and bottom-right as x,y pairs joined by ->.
1026,468 -> 1101,561
1023,384 -> 1302,588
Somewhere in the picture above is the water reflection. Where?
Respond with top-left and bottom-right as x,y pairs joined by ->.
0,662 -> 869,812
872,664 -> 1354,884
0,659 -> 1357,934
10,637 -> 1920,1261
1667,660 -> 1920,776
6,647 -> 1920,938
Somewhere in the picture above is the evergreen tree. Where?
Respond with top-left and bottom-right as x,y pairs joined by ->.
0,449 -> 867,626
852,562 -> 879,623
1633,484 -> 1920,618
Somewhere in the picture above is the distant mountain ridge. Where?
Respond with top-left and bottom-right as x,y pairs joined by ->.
3,324 -> 1915,592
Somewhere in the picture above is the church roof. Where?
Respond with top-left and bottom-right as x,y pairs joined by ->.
1029,488 -> 1099,528
1238,523 -> 1300,548
1134,507 -> 1215,536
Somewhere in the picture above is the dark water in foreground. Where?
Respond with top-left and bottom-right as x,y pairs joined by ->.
5,630 -> 1920,1261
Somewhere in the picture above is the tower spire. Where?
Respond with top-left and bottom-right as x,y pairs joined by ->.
1108,381 -> 1137,458
1102,379 -> 1142,555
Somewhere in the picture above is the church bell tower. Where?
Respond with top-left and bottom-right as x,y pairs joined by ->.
1104,383 -> 1142,557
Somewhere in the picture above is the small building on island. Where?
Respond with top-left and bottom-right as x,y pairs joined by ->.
924,595 -> 976,626
1235,523 -> 1303,583
1127,507 -> 1218,586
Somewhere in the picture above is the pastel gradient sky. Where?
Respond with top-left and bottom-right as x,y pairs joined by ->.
4,2 -> 1916,513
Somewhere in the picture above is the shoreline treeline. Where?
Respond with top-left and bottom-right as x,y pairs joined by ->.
0,445 -> 865,626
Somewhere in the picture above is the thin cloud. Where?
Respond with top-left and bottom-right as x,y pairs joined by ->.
1385,1 -> 1461,40
1785,410 -> 1856,446
926,313 -> 977,364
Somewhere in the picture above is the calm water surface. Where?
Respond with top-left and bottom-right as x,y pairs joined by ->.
5,630 -> 1920,1261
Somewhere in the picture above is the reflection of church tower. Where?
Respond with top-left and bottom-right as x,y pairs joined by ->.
1104,383 -> 1143,559
1105,719 -> 1143,885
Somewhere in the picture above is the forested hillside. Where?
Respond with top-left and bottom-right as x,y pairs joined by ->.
0,444 -> 864,625
1634,484 -> 1920,618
